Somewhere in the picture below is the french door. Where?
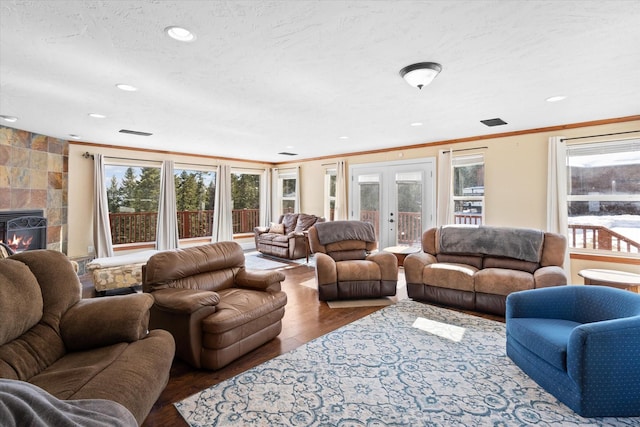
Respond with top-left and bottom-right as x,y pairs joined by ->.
350,158 -> 435,250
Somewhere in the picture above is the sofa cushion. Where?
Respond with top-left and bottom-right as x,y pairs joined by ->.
281,213 -> 299,234
475,268 -> 535,295
328,249 -> 367,261
436,253 -> 483,269
294,214 -> 317,232
423,263 -> 477,292
483,257 -> 539,274
507,318 -> 580,371
268,223 -> 285,234
0,259 -> 43,345
336,260 -> 382,281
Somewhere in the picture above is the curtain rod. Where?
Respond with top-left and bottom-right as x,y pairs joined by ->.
442,146 -> 488,153
561,130 -> 640,142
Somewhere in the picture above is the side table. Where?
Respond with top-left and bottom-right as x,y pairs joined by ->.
578,269 -> 640,294
383,245 -> 420,267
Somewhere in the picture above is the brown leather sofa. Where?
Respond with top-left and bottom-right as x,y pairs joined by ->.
0,250 -> 175,426
143,241 -> 288,370
308,221 -> 398,301
404,225 -> 568,316
254,213 -> 324,259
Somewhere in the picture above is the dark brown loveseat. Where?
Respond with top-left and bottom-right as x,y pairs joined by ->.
404,225 -> 567,316
254,213 -> 324,259
0,250 -> 175,425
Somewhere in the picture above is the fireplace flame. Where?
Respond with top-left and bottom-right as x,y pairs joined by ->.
0,233 -> 34,253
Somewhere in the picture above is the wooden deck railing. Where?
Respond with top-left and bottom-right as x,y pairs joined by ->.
110,209 -> 260,244
110,211 -> 639,254
568,224 -> 640,253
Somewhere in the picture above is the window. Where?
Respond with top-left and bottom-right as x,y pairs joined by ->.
105,162 -> 161,245
452,154 -> 484,225
324,169 -> 336,221
174,167 -> 216,239
231,171 -> 261,234
278,171 -> 298,215
566,139 -> 640,254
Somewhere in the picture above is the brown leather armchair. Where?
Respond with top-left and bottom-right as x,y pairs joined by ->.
143,241 -> 287,370
308,221 -> 398,301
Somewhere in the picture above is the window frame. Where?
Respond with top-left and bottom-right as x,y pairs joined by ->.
451,154 -> 485,225
173,164 -> 217,242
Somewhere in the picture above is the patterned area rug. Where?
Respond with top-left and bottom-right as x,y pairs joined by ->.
243,254 -> 289,270
175,300 -> 637,426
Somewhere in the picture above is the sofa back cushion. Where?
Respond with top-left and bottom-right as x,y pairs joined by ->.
0,259 -> 43,345
483,256 -> 539,273
540,232 -> 567,267
144,242 -> 244,292
280,213 -> 299,234
294,214 -> 319,232
436,253 -> 483,269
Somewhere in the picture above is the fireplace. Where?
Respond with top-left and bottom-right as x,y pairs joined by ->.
0,210 -> 48,253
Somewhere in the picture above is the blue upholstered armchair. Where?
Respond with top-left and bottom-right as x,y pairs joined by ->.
506,285 -> 640,417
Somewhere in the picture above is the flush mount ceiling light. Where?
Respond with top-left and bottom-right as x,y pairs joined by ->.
165,26 -> 196,42
399,62 -> 442,89
0,115 -> 18,122
88,113 -> 106,118
546,95 -> 567,103
116,83 -> 138,92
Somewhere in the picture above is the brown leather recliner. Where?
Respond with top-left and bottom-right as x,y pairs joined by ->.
308,221 -> 398,301
142,241 -> 287,370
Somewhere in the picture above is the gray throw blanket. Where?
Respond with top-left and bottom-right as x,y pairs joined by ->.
438,225 -> 544,263
0,379 -> 137,427
315,221 -> 377,245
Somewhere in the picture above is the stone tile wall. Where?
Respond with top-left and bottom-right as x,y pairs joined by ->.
0,125 -> 68,253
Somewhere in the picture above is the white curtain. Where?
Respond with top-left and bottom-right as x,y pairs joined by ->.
92,154 -> 114,258
156,160 -> 179,250
294,166 -> 301,213
212,164 -> 233,242
547,136 -> 571,275
260,167 -> 272,226
335,160 -> 348,220
436,149 -> 453,226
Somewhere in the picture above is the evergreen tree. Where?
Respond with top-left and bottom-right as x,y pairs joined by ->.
106,175 -> 122,213
120,167 -> 138,211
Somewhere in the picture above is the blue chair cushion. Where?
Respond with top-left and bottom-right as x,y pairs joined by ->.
507,318 -> 580,371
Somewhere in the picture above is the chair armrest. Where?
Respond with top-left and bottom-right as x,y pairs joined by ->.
403,252 -> 437,284
235,269 -> 285,292
366,251 -> 399,281
254,226 -> 269,235
534,265 -> 567,288
506,286 -> 578,320
151,288 -> 220,314
568,316 -> 640,389
315,252 -> 337,285
60,293 -> 154,351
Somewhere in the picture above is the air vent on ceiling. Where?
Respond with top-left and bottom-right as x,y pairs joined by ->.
480,118 -> 507,127
119,129 -> 153,136
278,152 -> 298,156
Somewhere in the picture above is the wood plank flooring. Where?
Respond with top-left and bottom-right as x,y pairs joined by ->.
81,260 -> 503,426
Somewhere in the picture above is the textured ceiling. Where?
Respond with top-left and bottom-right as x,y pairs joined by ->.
1,0 -> 639,162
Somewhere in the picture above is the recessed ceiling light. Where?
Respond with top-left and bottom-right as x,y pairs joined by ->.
546,95 -> 567,103
339,136 -> 349,139
410,122 -> 423,127
116,83 -> 138,92
164,26 -> 196,42
88,113 -> 106,118
0,115 -> 18,122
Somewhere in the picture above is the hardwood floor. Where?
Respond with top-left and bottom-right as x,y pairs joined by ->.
81,260 -> 503,426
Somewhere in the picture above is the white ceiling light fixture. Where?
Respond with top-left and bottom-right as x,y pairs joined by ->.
399,62 -> 442,89
88,113 -> 106,118
546,95 -> 567,103
0,115 -> 18,122
116,83 -> 138,92
410,122 -> 423,127
165,26 -> 196,42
